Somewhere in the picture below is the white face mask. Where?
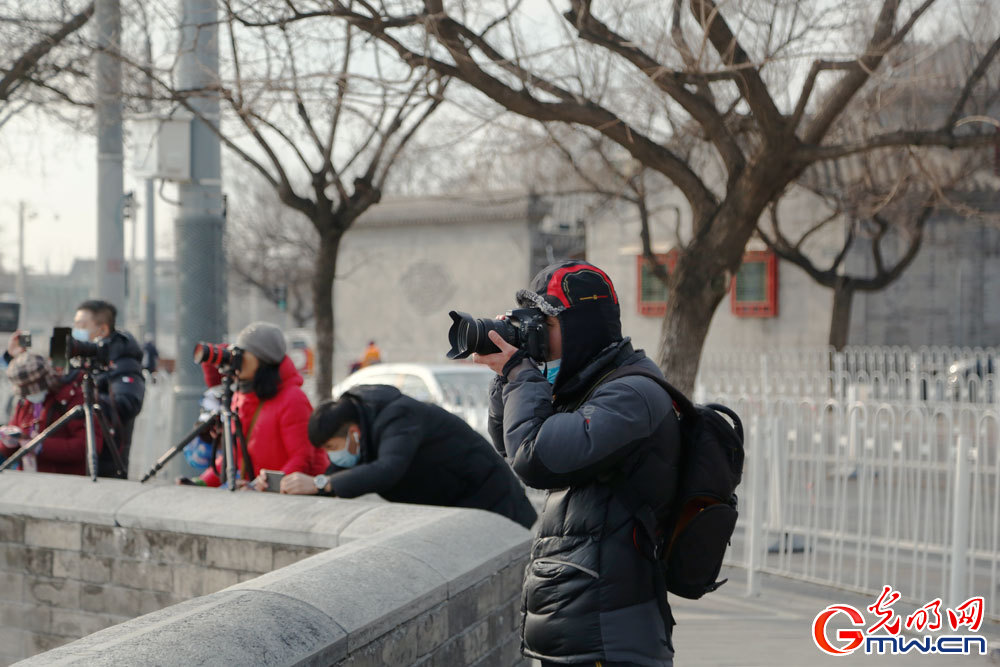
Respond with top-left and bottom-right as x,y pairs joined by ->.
328,431 -> 361,468
25,391 -> 46,404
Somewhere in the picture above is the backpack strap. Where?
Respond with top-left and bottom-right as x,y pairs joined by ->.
600,365 -> 698,420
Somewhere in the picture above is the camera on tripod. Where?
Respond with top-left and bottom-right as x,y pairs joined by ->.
193,342 -> 244,372
65,337 -> 111,366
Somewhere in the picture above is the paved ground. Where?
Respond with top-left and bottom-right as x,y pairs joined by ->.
670,567 -> 1000,666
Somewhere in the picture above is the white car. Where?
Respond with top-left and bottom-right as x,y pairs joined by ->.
331,362 -> 496,435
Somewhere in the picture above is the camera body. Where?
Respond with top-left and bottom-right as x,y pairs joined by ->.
17,333 -> 31,349
66,336 -> 111,366
447,308 -> 548,361
193,342 -> 244,372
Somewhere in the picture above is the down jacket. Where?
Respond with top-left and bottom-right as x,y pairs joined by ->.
326,384 -> 537,529
199,356 -> 328,486
0,376 -> 101,476
489,340 -> 681,666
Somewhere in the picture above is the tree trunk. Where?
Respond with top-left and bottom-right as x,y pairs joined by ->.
828,282 -> 855,351
656,260 -> 730,395
313,228 -> 341,398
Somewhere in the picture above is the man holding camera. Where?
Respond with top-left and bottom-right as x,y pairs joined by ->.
70,300 -> 145,477
277,387 -> 538,529
472,260 -> 682,667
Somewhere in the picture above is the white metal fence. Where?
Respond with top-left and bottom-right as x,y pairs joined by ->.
698,346 -> 1000,618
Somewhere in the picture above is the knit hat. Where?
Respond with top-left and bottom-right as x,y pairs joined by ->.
516,261 -> 623,391
6,353 -> 55,397
235,322 -> 286,365
308,399 -> 360,446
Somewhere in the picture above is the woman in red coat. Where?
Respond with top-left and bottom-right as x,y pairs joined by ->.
0,353 -> 101,475
181,322 -> 328,487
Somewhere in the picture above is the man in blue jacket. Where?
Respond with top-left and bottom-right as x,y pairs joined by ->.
474,261 -> 682,667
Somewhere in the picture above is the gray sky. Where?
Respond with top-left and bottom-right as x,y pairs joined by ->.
0,109 -> 177,277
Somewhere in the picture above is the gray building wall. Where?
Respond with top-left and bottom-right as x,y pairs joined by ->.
332,193 -> 582,384
849,203 -> 1000,348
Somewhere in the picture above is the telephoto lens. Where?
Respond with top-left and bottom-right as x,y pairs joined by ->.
193,342 -> 242,370
446,311 -> 516,359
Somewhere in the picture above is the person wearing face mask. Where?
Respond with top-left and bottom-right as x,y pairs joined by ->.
180,321 -> 328,488
473,261 -> 682,667
0,353 -> 101,475
71,300 -> 146,478
277,387 -> 537,530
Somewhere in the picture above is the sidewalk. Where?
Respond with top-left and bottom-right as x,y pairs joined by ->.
670,566 -> 1000,666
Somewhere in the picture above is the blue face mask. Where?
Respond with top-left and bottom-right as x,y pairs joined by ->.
328,432 -> 361,468
71,328 -> 91,342
545,359 -> 561,384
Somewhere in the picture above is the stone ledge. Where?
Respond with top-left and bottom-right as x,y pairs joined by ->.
7,473 -> 532,665
16,589 -> 348,666
0,473 -> 454,548
17,510 -> 529,665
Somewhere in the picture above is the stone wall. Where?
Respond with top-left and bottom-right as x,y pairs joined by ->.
0,473 -> 530,666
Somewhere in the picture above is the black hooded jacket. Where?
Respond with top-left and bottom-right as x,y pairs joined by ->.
94,330 -> 145,476
489,260 -> 682,666
326,384 -> 537,529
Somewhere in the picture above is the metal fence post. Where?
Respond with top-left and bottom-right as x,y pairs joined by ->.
949,434 -> 972,607
746,411 -> 765,597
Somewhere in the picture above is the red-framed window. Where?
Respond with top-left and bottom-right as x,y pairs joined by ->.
636,250 -> 678,317
730,250 -> 778,318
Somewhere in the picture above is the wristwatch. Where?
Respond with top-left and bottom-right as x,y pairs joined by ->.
314,474 -> 330,493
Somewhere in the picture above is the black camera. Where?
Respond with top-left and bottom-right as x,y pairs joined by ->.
447,308 -> 547,361
66,336 -> 111,365
193,342 -> 244,371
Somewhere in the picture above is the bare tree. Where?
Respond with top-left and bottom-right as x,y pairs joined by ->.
761,35 -> 1000,350
0,0 -> 95,130
259,0 -> 1000,392
761,148 -> 988,350
226,169 -> 318,328
118,2 -> 450,395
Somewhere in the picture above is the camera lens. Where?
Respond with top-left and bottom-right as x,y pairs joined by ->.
446,311 -> 516,359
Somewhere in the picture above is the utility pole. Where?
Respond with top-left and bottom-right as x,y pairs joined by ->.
95,0 -> 125,310
16,202 -> 26,323
171,0 -> 226,445
141,13 -> 157,343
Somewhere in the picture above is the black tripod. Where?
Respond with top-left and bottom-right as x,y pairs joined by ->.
139,370 -> 246,492
0,364 -> 126,481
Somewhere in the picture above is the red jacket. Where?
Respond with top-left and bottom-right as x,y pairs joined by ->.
198,356 -> 328,487
0,377 -> 102,476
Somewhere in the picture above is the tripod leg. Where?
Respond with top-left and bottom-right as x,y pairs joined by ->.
221,412 -> 237,492
0,407 -> 84,474
81,401 -> 99,482
139,416 -> 218,483
93,405 -> 126,479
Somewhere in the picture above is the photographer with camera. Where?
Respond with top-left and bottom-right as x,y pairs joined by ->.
70,300 -> 145,477
275,387 -> 537,529
0,353 -> 100,475
180,322 -> 329,488
461,261 -> 682,667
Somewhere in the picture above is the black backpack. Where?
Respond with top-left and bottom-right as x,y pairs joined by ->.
597,365 -> 745,600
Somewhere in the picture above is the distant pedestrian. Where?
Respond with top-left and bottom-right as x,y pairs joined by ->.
141,334 -> 160,375
359,340 -> 381,368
